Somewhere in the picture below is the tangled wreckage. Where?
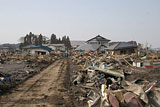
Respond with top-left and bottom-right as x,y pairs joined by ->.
71,51 -> 160,107
0,39 -> 160,107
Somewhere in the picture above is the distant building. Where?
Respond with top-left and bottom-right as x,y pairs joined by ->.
155,48 -> 160,53
86,35 -> 111,46
106,41 -> 138,55
43,44 -> 66,52
0,44 -> 20,53
75,35 -> 111,52
0,47 -> 10,53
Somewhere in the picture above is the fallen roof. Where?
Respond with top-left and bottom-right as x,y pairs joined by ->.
71,41 -> 86,47
106,41 -> 137,50
75,44 -> 101,51
106,43 -> 119,50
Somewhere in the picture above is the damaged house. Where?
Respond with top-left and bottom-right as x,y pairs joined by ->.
22,45 -> 51,55
75,35 -> 111,52
106,41 -> 138,55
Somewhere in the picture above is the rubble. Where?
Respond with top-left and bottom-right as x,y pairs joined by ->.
70,51 -> 160,107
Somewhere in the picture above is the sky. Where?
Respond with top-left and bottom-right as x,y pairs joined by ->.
0,0 -> 160,48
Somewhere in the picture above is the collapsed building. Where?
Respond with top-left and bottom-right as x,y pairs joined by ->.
22,45 -> 51,55
21,43 -> 66,55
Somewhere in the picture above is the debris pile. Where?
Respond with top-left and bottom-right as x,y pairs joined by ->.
70,51 -> 160,107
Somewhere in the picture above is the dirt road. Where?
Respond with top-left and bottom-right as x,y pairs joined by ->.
0,59 -> 73,107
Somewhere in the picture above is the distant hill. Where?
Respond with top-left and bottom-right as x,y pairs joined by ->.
71,40 -> 86,47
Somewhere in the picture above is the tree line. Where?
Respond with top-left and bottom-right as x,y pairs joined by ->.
50,34 -> 71,49
20,32 -> 71,49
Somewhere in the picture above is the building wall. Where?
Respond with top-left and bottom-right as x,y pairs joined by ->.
29,49 -> 49,55
88,40 -> 109,45
102,42 -> 109,47
88,39 -> 109,47
88,39 -> 99,44
99,46 -> 107,52
56,46 -> 65,51
107,48 -> 137,55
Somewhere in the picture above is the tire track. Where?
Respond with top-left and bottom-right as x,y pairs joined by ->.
0,60 -> 65,107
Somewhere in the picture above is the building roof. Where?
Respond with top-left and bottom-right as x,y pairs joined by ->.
106,41 -> 137,50
106,43 -> 119,50
86,35 -> 111,42
30,46 -> 51,52
75,44 -> 101,51
22,45 -> 51,52
71,41 -> 86,47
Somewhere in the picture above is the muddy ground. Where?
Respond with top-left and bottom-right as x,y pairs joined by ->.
0,58 -> 82,107
0,59 -> 52,93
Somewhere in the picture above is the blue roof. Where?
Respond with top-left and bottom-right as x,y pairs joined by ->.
30,46 -> 51,52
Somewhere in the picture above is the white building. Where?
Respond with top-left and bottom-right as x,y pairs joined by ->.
76,35 -> 111,52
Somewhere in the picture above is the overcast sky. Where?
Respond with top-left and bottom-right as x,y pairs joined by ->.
0,0 -> 160,48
